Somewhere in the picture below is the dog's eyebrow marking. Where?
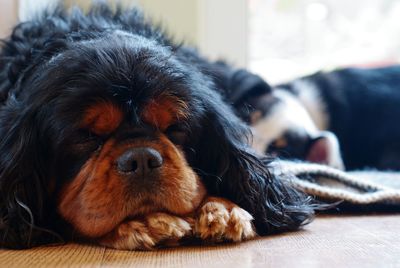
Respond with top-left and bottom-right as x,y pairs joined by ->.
141,94 -> 188,130
81,102 -> 123,135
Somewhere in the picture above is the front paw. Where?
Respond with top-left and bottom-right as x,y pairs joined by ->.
146,212 -> 192,242
99,213 -> 192,250
194,197 -> 256,242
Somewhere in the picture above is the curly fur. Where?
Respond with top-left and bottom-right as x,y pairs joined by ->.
0,4 -> 318,249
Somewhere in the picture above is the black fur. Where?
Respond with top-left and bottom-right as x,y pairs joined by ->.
0,5 -> 317,249
279,67 -> 400,170
303,67 -> 400,170
231,65 -> 400,170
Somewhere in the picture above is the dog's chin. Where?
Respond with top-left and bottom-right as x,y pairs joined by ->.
59,175 -> 206,239
61,169 -> 206,238
125,174 -> 207,218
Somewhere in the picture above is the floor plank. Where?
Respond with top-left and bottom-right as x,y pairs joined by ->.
1,215 -> 399,268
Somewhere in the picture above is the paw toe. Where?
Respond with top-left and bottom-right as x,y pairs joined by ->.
147,213 -> 192,240
226,207 -> 256,242
195,199 -> 256,243
196,202 -> 230,239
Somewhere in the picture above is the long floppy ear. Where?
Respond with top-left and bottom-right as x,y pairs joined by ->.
227,68 -> 272,106
0,104 -> 62,248
192,97 -> 317,234
205,61 -> 272,106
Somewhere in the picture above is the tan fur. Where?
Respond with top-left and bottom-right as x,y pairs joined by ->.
58,134 -> 206,238
99,213 -> 192,250
194,197 -> 256,242
58,139 -> 129,237
81,101 -> 123,135
142,93 -> 189,130
98,197 -> 256,250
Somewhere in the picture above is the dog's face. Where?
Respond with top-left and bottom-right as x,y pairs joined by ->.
3,32 -> 213,239
57,98 -> 206,238
239,87 -> 344,169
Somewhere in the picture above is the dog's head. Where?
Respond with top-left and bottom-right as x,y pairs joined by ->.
0,6 -> 317,249
230,80 -> 344,169
0,29 -> 215,244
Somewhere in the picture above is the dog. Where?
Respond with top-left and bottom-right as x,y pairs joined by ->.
0,5 -> 318,249
225,65 -> 400,171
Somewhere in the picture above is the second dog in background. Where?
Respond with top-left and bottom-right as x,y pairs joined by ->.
224,65 -> 400,171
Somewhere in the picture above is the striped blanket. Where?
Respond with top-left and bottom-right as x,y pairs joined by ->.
272,160 -> 400,209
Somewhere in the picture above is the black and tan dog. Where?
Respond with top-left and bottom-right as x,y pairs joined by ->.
0,5 -> 319,249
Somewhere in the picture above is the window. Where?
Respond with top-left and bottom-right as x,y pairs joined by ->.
249,0 -> 400,84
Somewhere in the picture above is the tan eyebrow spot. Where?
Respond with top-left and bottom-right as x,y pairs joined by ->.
273,137 -> 288,148
142,94 -> 188,130
250,110 -> 263,124
81,102 -> 123,135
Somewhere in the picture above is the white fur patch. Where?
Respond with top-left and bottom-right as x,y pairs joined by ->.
308,131 -> 344,170
292,79 -> 329,130
250,86 -> 344,169
251,88 -> 319,154
320,131 -> 344,170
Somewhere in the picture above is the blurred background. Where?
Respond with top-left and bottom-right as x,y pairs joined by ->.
249,0 -> 400,83
1,0 -> 400,84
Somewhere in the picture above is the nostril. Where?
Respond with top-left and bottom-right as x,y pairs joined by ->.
117,150 -> 139,173
131,160 -> 138,172
146,148 -> 163,170
148,155 -> 162,169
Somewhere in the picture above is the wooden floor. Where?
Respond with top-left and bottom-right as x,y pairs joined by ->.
1,214 -> 399,268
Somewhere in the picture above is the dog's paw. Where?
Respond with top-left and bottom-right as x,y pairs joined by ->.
99,213 -> 192,250
194,197 -> 256,242
146,212 -> 192,241
99,220 -> 156,250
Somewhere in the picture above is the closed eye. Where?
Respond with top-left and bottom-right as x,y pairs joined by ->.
267,137 -> 289,155
72,129 -> 104,152
78,129 -> 102,142
165,124 -> 187,145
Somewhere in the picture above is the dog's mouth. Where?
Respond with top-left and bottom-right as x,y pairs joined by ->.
124,198 -> 166,219
124,190 -> 205,221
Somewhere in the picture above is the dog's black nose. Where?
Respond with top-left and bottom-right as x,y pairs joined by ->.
117,147 -> 163,176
